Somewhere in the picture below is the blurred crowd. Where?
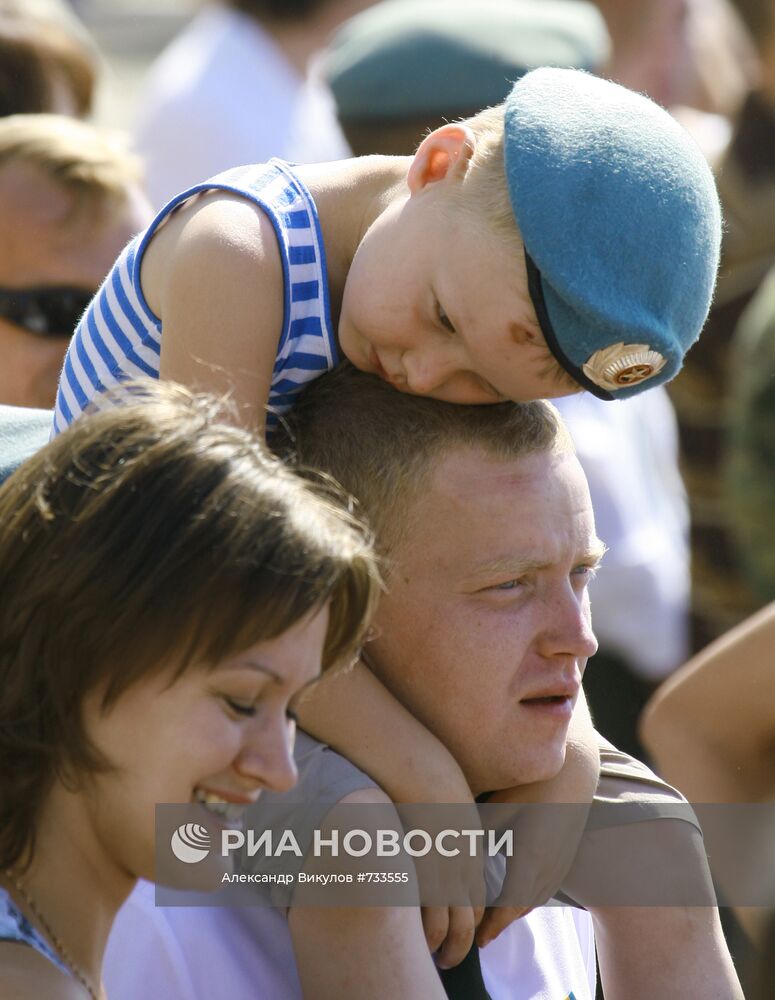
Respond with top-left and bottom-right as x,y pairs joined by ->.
0,0 -> 773,995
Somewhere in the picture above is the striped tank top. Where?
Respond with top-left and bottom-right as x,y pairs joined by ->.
0,886 -> 69,977
52,159 -> 339,435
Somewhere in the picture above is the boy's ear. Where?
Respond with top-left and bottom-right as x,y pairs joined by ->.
407,123 -> 476,194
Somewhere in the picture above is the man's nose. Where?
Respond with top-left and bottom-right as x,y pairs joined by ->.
540,588 -> 598,661
233,715 -> 299,795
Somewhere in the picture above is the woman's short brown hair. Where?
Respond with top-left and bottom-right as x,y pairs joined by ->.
0,381 -> 379,871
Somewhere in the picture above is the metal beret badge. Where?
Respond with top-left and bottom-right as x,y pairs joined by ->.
582,343 -> 666,392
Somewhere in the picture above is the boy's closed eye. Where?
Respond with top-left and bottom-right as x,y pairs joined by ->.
435,297 -> 456,334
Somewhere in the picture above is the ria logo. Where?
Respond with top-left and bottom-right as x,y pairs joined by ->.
170,823 -> 211,863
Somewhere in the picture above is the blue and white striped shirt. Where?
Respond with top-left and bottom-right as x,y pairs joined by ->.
52,159 -> 339,435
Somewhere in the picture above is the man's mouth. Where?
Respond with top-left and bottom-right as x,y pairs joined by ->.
519,694 -> 575,718
520,680 -> 579,715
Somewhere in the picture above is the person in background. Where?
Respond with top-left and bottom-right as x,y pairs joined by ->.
665,0 -> 775,650
0,379 -> 379,1000
324,0 -> 692,760
0,1 -> 97,117
642,598 -> 775,818
0,113 -> 151,409
134,0 -> 377,210
641,600 -> 775,992
723,266 -> 775,607
323,0 -> 609,156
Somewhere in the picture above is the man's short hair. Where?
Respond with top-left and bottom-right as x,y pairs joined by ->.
0,113 -> 143,219
273,362 -> 572,555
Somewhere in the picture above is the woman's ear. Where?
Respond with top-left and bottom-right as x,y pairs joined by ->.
407,123 -> 476,194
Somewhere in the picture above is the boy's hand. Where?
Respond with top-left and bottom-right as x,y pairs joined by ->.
397,802 -> 486,968
424,904 -> 484,969
476,697 -> 600,947
476,792 -> 590,947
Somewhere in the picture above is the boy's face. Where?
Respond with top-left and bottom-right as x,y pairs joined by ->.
338,178 -> 580,404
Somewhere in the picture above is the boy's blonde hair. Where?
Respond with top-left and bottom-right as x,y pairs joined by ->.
450,103 -> 580,390
458,102 -> 519,245
0,113 -> 143,218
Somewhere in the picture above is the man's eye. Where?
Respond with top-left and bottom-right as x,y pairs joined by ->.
437,300 -> 456,334
224,697 -> 256,717
492,579 -> 524,591
572,565 -> 599,583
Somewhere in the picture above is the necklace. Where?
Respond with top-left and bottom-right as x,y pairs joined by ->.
4,870 -> 99,1000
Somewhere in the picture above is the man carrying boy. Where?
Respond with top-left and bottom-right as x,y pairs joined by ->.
103,366 -> 742,1000
50,61 -> 723,854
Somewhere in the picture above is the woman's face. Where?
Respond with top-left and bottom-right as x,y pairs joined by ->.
80,605 -> 329,883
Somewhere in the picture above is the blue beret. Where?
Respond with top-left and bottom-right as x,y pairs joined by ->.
505,68 -> 722,398
0,405 -> 50,486
324,0 -> 609,121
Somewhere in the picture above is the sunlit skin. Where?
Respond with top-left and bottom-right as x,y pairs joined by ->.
74,606 -> 330,886
0,162 -> 151,408
334,128 -> 581,405
367,447 -> 603,796
0,606 -> 329,999
143,124 -> 580,434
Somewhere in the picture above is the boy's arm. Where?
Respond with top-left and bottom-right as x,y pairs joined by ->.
477,691 -> 599,945
296,658 -> 473,804
147,192 -> 285,433
296,660 -> 485,969
289,788 -> 448,1000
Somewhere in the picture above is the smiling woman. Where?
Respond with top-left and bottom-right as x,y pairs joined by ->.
0,379 -> 379,1000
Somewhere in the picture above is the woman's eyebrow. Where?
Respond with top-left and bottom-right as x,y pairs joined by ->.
237,661 -> 282,684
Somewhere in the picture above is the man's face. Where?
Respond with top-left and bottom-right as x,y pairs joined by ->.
0,162 -> 151,408
367,445 -> 603,795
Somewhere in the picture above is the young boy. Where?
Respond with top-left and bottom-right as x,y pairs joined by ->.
52,65 -> 721,963
53,66 -> 720,436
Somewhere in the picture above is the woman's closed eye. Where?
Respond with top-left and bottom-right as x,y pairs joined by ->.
224,696 -> 299,723
223,696 -> 257,717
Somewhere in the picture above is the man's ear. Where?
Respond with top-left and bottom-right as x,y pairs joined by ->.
407,123 -> 476,194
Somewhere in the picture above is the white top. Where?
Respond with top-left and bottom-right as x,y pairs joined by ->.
133,4 -> 351,209
105,880 -> 596,1000
554,388 -> 689,680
